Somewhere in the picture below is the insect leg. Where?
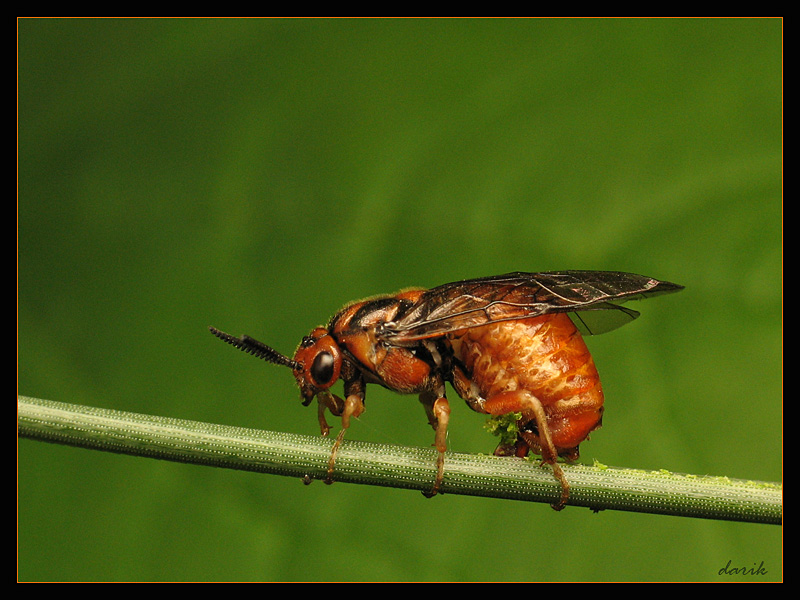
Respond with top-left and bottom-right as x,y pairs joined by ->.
316,391 -> 345,437
324,393 -> 365,485
483,390 -> 570,510
419,390 -> 451,498
450,363 -> 486,412
451,365 -> 532,457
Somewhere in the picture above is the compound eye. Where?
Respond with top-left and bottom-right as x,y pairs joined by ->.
310,351 -> 336,387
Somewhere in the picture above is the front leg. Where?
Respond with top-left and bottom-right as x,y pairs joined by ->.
317,375 -> 366,485
323,392 -> 365,485
419,390 -> 451,498
316,391 -> 344,437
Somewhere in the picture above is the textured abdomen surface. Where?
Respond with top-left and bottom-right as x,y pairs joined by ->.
450,313 -> 605,450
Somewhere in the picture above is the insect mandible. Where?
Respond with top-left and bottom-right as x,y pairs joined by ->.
210,270 -> 683,510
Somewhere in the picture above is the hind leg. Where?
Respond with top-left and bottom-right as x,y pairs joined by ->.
483,389 -> 570,511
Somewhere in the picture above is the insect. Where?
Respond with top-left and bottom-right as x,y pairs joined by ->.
210,270 -> 683,509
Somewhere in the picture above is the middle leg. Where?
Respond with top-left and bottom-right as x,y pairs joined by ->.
419,390 -> 451,498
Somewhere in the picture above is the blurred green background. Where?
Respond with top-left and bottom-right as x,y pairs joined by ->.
18,18 -> 782,582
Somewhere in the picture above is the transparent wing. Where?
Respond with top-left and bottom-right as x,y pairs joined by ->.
380,270 -> 683,343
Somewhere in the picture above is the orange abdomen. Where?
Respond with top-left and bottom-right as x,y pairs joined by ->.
450,313 -> 604,451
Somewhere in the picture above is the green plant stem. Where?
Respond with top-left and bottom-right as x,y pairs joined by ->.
17,395 -> 781,525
